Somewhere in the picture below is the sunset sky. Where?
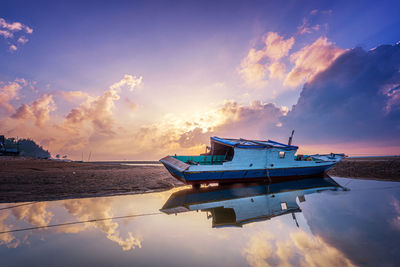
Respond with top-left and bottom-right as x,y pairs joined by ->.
1,0 -> 399,160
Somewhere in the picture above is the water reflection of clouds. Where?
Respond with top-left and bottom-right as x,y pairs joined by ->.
0,210 -> 18,248
390,197 -> 400,230
0,198 -> 142,251
242,224 -> 355,267
0,202 -> 53,248
301,178 -> 400,266
1,178 -> 400,266
62,198 -> 141,251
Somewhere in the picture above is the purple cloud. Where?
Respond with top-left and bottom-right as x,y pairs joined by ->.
281,44 -> 400,145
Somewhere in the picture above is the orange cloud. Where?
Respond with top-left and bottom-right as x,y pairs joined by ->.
239,32 -> 295,88
12,94 -> 56,126
263,32 -> 295,61
64,74 -> 142,135
284,37 -> 345,87
268,61 -> 286,80
0,79 -> 26,113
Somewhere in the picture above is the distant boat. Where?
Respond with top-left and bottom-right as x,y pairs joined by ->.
160,136 -> 345,187
160,177 -> 346,228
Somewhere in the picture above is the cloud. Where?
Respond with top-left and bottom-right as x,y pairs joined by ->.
0,29 -> 13,38
175,100 -> 285,148
17,36 -> 28,44
263,32 -> 295,61
0,18 -> 33,33
282,44 -> 400,144
65,87 -> 120,135
284,37 -> 345,87
0,211 -> 20,248
12,94 -> 56,126
297,18 -> 321,35
12,203 -> 53,227
61,90 -> 89,102
239,48 -> 269,88
243,230 -> 355,267
64,74 -> 142,136
124,97 -> 137,111
0,17 -> 33,51
0,203 -> 53,248
63,198 -> 142,251
239,32 -> 295,88
109,74 -> 143,91
390,197 -> 400,230
0,79 -> 26,113
268,61 -> 286,80
9,44 -> 17,51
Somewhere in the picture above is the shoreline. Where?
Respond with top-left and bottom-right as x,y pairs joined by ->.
0,156 -> 399,203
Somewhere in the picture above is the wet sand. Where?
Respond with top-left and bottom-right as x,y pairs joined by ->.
0,156 -> 399,203
328,156 -> 400,181
0,157 -> 183,203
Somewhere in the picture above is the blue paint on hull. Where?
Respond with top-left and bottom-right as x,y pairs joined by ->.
162,162 -> 335,184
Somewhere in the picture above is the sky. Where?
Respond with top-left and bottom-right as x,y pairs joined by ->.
0,0 -> 399,160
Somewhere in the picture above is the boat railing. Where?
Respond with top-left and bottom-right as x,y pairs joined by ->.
171,155 -> 226,165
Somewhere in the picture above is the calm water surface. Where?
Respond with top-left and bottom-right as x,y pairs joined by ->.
1,177 -> 400,267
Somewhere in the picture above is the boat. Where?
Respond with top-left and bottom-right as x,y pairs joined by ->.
160,136 -> 345,187
160,177 -> 346,228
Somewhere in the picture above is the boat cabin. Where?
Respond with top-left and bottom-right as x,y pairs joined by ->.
171,136 -> 300,167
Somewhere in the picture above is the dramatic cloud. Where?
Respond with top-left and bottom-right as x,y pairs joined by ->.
284,37 -> 345,87
239,32 -> 343,92
283,44 -> 400,145
239,32 -> 295,88
176,100 -> 285,148
12,94 -> 56,126
64,74 -> 142,136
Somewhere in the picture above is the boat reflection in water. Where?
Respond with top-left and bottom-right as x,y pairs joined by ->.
161,176 -> 346,228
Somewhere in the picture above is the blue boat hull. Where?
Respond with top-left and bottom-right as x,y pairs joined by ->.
162,163 -> 335,185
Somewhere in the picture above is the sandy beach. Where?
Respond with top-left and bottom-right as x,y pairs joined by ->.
0,156 -> 399,203
328,156 -> 400,181
0,157 -> 183,203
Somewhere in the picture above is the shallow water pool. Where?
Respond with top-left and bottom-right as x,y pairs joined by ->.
1,177 -> 399,267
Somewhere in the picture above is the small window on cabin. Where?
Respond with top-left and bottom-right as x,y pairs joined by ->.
281,202 -> 287,210
279,151 -> 285,158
